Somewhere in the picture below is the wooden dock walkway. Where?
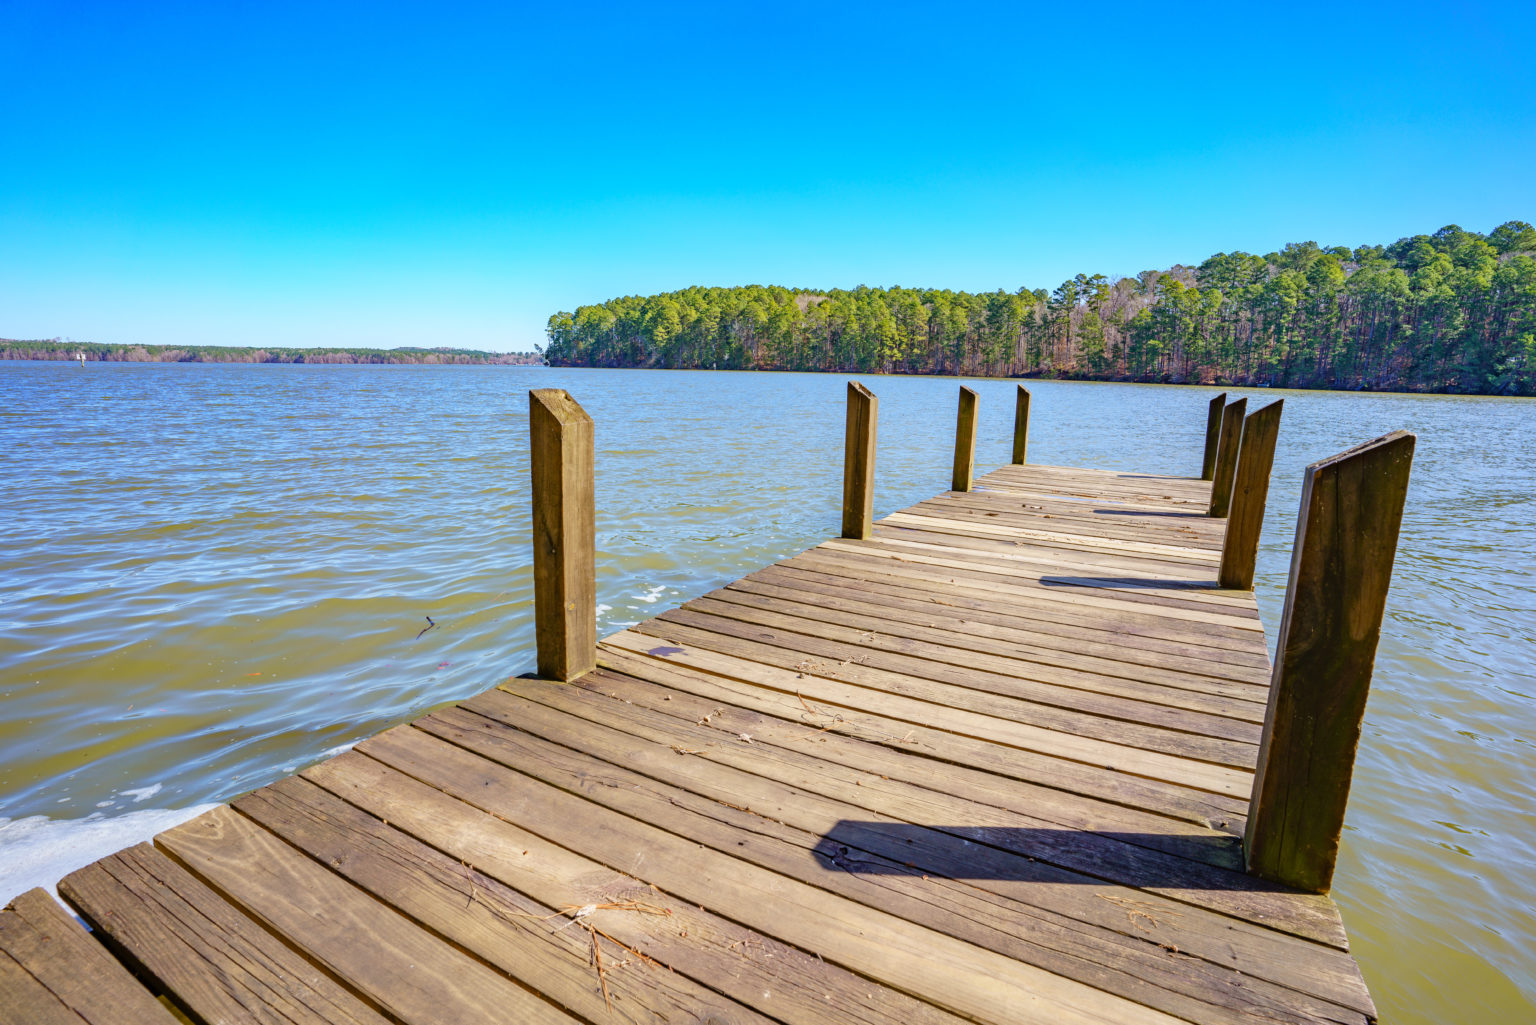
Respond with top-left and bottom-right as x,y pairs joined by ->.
3,386 -> 1416,1025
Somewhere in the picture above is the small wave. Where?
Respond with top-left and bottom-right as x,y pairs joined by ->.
0,804 -> 219,906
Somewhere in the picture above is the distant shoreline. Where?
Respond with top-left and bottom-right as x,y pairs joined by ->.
1,340 -> 544,366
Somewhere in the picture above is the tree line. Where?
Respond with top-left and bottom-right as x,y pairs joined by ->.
1,340 -> 544,365
543,221 -> 1536,394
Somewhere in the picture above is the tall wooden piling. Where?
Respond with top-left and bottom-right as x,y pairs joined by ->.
1246,430 -> 1416,893
842,382 -> 878,539
1207,397 -> 1247,517
1218,400 -> 1284,590
529,388 -> 596,682
952,386 -> 979,492
1011,385 -> 1031,465
1201,393 -> 1227,480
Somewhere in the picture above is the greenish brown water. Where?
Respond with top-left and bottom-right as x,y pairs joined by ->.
1,361 -> 1531,1023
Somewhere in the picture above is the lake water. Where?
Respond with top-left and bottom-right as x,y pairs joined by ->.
1,360 -> 1531,1023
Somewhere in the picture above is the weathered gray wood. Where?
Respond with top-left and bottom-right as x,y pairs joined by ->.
1200,393 -> 1227,480
842,381 -> 878,539
1246,431 -> 1416,893
1012,385 -> 1031,464
952,386 -> 979,492
529,388 -> 595,681
1206,397 -> 1247,517
1218,400 -> 1284,590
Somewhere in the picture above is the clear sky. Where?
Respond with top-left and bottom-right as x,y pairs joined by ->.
3,1 -> 1534,353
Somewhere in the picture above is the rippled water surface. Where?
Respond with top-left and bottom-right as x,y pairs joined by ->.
1,361 -> 1531,1022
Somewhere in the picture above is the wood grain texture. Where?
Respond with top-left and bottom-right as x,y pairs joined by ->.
157,807 -> 580,1025
842,380 -> 878,539
302,751 -> 975,1025
1219,399 -> 1284,590
1246,431 -> 1415,893
60,844 -> 390,1025
1207,397 -> 1248,517
1201,393 -> 1227,480
952,385 -> 979,492
529,388 -> 595,681
1012,384 -> 1031,464
0,888 -> 177,1025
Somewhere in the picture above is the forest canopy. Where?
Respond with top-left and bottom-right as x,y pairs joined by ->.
544,221 -> 1536,395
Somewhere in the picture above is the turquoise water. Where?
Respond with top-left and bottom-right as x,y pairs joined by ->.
1,361 -> 1532,1022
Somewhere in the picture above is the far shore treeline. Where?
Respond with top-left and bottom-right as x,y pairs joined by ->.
1,340 -> 543,365
544,221 -> 1536,395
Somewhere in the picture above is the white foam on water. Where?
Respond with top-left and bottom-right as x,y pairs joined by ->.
0,804 -> 219,907
635,585 -> 667,604
280,741 -> 355,774
121,783 -> 162,803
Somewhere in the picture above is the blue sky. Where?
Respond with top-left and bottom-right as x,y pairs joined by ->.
3,1 -> 1533,352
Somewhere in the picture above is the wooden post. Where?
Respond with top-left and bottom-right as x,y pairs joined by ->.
1011,385 -> 1030,465
952,387 -> 979,492
529,388 -> 596,682
1200,393 -> 1227,480
1245,431 -> 1416,893
842,382 -> 878,539
1218,400 -> 1284,590
1206,397 -> 1247,517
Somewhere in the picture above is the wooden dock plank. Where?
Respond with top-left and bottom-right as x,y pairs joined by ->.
235,776 -> 778,1025
357,724 -> 1184,1025
486,674 -> 1375,1017
21,446 -> 1378,1025
302,749 -> 977,1025
61,844 -> 392,1025
449,687 -> 1370,1025
0,888 -> 178,1025
156,807 -> 581,1025
595,640 -> 1253,827
475,679 -> 1356,958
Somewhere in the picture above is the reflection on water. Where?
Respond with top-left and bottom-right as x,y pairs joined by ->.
1,361 -> 1531,1023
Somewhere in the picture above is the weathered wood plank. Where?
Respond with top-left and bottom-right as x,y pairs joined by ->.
0,888 -> 177,1025
584,651 -> 1248,851
763,558 -> 1270,658
952,386 -> 978,492
156,807 -> 580,1025
60,844 -> 391,1025
743,564 -> 1273,675
357,724 -> 1184,1025
459,688 -> 1372,1023
635,609 -> 1261,766
680,591 -> 1270,724
1247,431 -> 1416,893
604,628 -> 1253,796
717,577 -> 1272,693
490,675 -> 1373,1007
236,776 -> 775,1025
595,641 -> 1251,828
1207,397 -> 1248,517
303,750 -> 976,1025
842,380 -> 879,539
0,950 -> 85,1025
1201,393 -> 1227,480
529,387 -> 595,682
1219,399 -> 1284,590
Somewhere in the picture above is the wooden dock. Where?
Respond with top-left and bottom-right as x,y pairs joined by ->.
3,386 -> 1416,1025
